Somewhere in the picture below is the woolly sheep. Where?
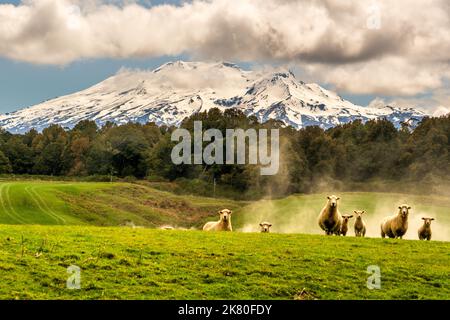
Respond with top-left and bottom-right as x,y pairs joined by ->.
203,209 -> 233,231
260,222 -> 272,233
353,210 -> 366,237
339,215 -> 353,236
381,204 -> 411,239
418,217 -> 435,241
318,195 -> 343,236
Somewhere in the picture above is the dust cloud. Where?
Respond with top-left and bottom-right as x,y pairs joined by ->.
238,190 -> 450,242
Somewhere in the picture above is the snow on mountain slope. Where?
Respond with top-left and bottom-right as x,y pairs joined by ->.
0,61 -> 426,133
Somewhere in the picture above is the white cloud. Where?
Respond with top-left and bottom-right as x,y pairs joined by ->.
368,85 -> 450,116
306,58 -> 449,96
0,0 -> 449,99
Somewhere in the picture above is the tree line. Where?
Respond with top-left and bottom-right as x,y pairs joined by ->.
0,108 -> 448,198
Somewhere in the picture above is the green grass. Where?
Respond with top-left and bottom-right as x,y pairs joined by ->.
0,180 -> 449,300
0,181 -> 243,228
0,225 -> 448,300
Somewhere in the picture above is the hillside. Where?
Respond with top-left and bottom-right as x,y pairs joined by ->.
0,226 -> 448,300
0,181 -> 448,300
0,181 -> 243,228
0,61 -> 425,133
1,181 -> 449,242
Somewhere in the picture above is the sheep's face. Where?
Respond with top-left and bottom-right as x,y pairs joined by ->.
422,217 -> 434,226
354,210 -> 365,219
342,215 -> 353,223
219,209 -> 232,222
327,195 -> 340,208
260,222 -> 272,233
398,205 -> 411,218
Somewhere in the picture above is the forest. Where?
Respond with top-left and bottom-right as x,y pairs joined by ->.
0,108 -> 449,199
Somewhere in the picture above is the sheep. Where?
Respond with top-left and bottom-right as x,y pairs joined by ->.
380,204 -> 411,239
260,222 -> 272,233
418,217 -> 435,241
339,215 -> 353,236
203,209 -> 233,231
318,195 -> 343,236
353,210 -> 367,237
160,225 -> 175,230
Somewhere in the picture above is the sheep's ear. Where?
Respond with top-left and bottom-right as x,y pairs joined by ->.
431,218 -> 435,221
398,206 -> 402,210
259,223 -> 263,227
354,210 -> 357,213
422,217 -> 426,220
362,211 -> 365,214
269,224 -> 272,227
336,197 -> 340,200
407,206 -> 411,209
349,215 -> 353,218
327,196 -> 331,200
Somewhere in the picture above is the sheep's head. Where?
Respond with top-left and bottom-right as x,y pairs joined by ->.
354,210 -> 365,219
219,209 -> 232,222
398,205 -> 411,218
422,217 -> 435,227
259,222 -> 272,233
327,195 -> 340,208
342,215 -> 353,223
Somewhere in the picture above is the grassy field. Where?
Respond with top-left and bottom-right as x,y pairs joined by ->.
0,180 -> 448,300
0,181 -> 243,228
0,225 -> 448,300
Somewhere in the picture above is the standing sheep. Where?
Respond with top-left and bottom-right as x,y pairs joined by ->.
260,222 -> 272,233
380,205 -> 411,239
339,215 -> 353,236
203,209 -> 233,231
418,217 -> 435,241
354,210 -> 367,237
318,195 -> 343,236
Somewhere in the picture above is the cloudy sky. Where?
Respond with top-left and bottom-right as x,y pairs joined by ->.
0,0 -> 449,115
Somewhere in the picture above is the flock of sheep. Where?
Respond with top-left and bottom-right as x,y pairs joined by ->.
198,195 -> 436,240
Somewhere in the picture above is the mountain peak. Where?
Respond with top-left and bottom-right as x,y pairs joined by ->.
153,60 -> 243,74
0,61 -> 427,133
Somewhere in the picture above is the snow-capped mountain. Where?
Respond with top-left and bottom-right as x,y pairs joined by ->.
0,61 -> 426,133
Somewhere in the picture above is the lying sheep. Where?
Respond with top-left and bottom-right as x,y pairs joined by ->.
160,225 -> 175,230
339,215 -> 353,236
418,217 -> 435,241
203,209 -> 233,231
318,195 -> 342,236
354,210 -> 367,237
381,204 -> 411,239
260,222 -> 272,233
